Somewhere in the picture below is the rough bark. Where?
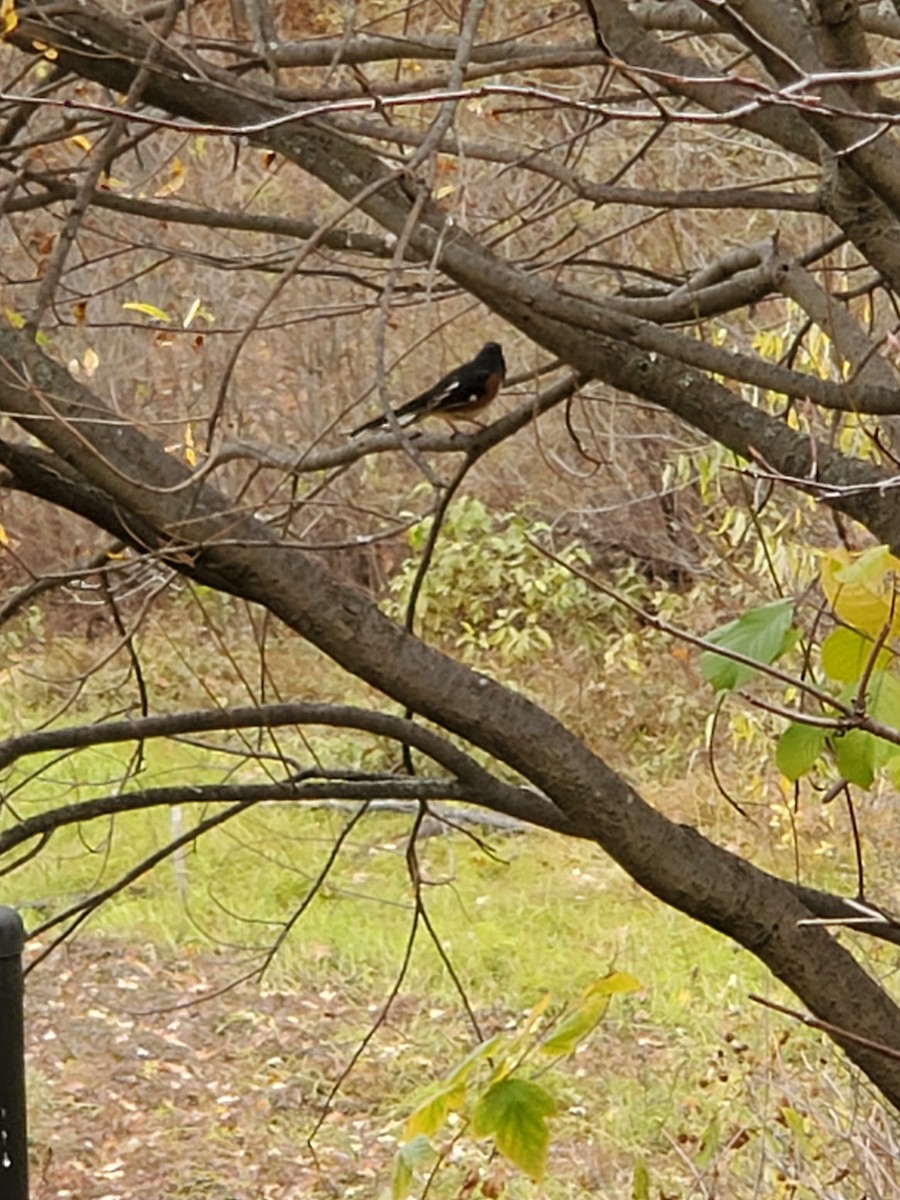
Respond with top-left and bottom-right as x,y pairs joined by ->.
4,0 -> 900,1110
1,316 -> 900,1105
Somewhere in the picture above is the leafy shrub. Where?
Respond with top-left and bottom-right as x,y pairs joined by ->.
383,497 -> 645,661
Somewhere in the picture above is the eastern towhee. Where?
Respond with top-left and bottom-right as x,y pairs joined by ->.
351,341 -> 506,436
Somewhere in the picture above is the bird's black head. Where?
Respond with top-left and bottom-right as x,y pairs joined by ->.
478,341 -> 506,373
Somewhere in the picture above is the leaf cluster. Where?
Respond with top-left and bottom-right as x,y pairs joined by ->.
701,547 -> 900,793
391,971 -> 638,1196
384,498 -> 643,662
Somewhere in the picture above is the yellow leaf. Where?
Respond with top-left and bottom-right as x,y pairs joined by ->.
0,520 -> 9,545
4,308 -> 26,329
122,301 -> 172,323
155,158 -> 185,197
183,297 -> 202,329
83,346 -> 100,377
515,993 -> 551,1041
184,422 -> 196,467
1,0 -> 17,35
68,134 -> 93,154
821,546 -> 900,637
582,971 -> 640,997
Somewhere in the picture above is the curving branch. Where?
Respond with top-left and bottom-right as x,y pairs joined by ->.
0,776 -> 506,859
7,0 -> 900,1114
0,700 -> 568,831
0,281 -> 898,1108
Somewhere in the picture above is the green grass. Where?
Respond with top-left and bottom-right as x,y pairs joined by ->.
9,790 -> 891,1195
4,616 -> 900,1197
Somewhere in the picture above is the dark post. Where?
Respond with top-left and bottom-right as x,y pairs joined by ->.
0,906 -> 27,1200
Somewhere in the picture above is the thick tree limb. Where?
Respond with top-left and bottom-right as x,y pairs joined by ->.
6,0 -> 900,1109
0,319 -> 899,1105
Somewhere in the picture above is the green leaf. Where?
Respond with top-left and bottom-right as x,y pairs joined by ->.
405,1033 -> 504,1139
700,600 -> 794,692
391,1135 -> 433,1200
780,1105 -> 810,1154
775,722 -> 827,781
541,995 -> 609,1057
831,728 -> 877,789
695,1114 -> 721,1170
836,544 -> 896,587
471,1078 -> 556,1181
541,972 -> 639,1057
868,669 -> 900,729
445,1032 -> 505,1089
820,626 -> 886,683
884,753 -> 900,790
631,1155 -> 650,1200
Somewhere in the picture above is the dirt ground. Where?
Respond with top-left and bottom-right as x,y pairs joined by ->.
24,935 -> 430,1200
25,931 -> 897,1199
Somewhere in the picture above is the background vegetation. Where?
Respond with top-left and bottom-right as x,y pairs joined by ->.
3,0 -> 900,1195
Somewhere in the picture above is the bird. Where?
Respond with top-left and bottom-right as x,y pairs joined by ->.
350,342 -> 507,437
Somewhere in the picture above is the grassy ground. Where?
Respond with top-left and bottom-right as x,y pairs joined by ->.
5,610 -> 900,1198
17,801 -> 900,1199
